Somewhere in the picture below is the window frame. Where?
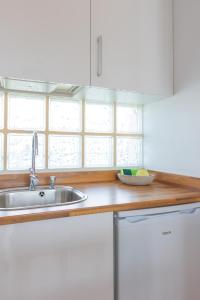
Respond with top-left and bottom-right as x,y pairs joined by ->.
0,90 -> 143,172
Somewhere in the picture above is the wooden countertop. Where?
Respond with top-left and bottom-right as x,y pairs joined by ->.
1,180 -> 200,225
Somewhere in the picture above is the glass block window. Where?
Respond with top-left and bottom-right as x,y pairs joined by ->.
7,133 -> 45,170
49,97 -> 82,132
0,134 -> 3,170
117,137 -> 142,167
48,135 -> 82,169
85,101 -> 113,133
117,104 -> 142,134
8,94 -> 45,130
85,136 -> 113,167
0,89 -> 143,172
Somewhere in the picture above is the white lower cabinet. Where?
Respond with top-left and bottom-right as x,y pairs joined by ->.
0,213 -> 114,300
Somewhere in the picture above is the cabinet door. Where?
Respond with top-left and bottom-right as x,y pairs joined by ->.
0,213 -> 114,300
0,0 -> 90,85
117,206 -> 200,300
91,0 -> 173,95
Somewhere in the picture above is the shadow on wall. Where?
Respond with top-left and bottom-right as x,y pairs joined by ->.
143,0 -> 200,178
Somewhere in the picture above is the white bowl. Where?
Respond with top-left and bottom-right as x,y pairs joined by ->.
117,173 -> 155,186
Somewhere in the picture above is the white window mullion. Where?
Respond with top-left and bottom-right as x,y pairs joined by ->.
0,133 -> 4,170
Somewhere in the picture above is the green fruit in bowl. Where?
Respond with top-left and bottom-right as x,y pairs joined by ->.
131,168 -> 138,176
136,169 -> 149,176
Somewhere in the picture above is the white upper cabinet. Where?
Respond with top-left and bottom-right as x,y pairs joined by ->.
0,0 -> 173,96
0,0 -> 90,86
91,0 -> 173,96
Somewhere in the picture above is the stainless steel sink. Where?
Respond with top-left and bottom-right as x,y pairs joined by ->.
0,186 -> 87,210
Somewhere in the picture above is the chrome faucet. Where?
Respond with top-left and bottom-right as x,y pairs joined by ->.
29,131 -> 39,191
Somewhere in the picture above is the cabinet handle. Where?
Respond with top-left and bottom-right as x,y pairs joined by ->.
97,35 -> 102,77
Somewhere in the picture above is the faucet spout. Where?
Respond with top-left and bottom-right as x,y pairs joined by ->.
29,131 -> 39,191
31,131 -> 38,174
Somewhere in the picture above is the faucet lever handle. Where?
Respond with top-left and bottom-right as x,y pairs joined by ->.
29,168 -> 34,175
49,176 -> 56,189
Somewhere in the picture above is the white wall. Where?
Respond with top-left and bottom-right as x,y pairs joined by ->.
144,0 -> 200,177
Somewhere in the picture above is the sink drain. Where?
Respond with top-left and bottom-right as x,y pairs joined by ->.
39,191 -> 45,197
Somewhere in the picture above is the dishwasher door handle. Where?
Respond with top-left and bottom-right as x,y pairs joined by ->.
117,206 -> 200,224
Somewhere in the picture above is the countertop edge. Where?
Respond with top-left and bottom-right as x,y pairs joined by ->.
1,195 -> 200,225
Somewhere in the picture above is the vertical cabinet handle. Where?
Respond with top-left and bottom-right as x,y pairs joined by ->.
97,35 -> 102,77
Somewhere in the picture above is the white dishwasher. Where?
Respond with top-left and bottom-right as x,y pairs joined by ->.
115,202 -> 200,300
